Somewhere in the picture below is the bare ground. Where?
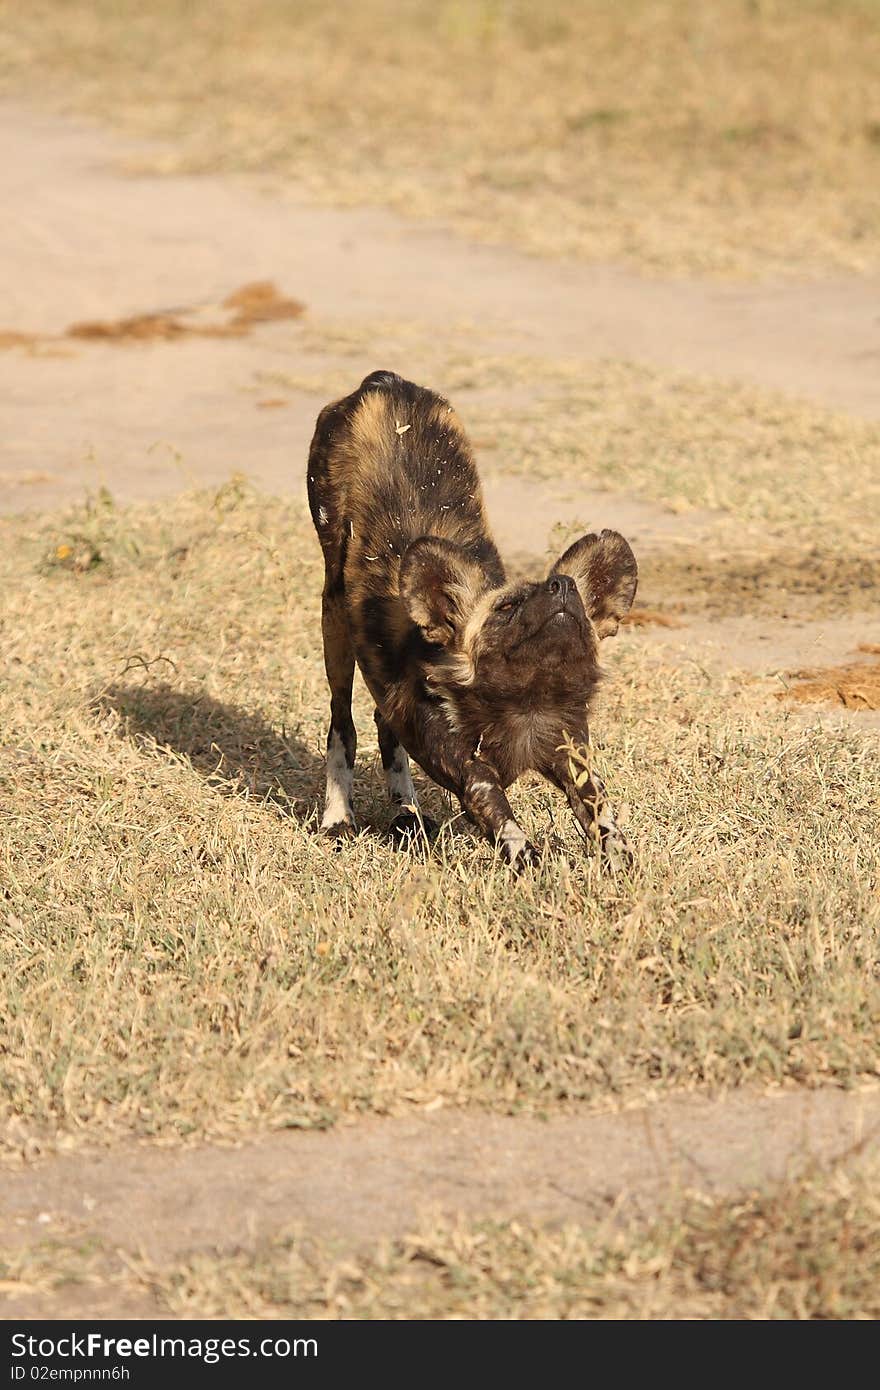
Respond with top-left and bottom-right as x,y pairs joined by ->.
6,1090 -> 879,1257
3,108 -> 877,667
3,1088 -> 880,1319
2,106 -> 879,1318
2,105 -> 880,524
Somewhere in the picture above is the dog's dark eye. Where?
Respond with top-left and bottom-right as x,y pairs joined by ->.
495,600 -> 516,613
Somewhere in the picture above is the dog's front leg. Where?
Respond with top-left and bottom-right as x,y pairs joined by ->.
426,739 -> 537,873
544,739 -> 632,872
460,758 -> 539,870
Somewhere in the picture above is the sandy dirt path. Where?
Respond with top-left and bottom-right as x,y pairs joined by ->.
3,104 -> 880,528
6,1090 -> 879,1258
3,1089 -> 879,1318
2,105 -> 879,1316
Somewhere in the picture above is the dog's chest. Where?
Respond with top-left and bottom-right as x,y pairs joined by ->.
480,708 -> 566,786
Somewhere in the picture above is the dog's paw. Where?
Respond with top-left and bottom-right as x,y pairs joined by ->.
498,820 -> 540,873
388,810 -> 438,847
320,819 -> 358,846
507,840 -> 541,873
599,827 -> 634,875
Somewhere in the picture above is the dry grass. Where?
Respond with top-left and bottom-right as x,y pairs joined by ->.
2,1 -> 880,277
452,354 -> 880,617
471,359 -> 880,541
1,483 -> 878,1160
5,1166 -> 880,1318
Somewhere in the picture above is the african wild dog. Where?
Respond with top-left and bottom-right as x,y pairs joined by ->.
307,371 -> 637,870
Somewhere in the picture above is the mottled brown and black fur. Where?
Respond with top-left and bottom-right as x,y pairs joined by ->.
307,370 -> 637,869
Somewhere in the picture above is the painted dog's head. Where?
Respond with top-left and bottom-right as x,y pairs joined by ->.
399,529 -> 637,778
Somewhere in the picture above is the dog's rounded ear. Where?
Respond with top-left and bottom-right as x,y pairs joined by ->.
549,530 -> 637,638
400,537 -> 487,645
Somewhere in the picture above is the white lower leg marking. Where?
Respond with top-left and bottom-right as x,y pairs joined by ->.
321,730 -> 354,828
500,818 -> 527,860
598,803 -> 631,863
385,748 -> 418,811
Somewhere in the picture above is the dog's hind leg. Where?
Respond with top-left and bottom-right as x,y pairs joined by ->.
374,710 -> 438,844
320,590 -> 358,837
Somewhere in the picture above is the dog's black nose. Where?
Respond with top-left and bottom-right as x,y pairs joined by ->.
548,574 -> 573,601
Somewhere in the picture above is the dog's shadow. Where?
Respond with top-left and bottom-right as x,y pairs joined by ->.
98,681 -> 325,821
97,680 -> 455,840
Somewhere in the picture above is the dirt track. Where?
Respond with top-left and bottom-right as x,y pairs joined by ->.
3,103 -> 880,525
3,1089 -> 879,1319
2,104 -> 880,1316
5,1089 -> 879,1258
